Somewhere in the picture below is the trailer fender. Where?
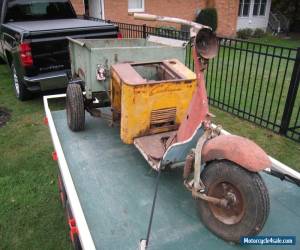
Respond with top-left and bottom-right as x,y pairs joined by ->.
202,135 -> 271,172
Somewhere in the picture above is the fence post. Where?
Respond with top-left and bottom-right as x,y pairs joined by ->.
142,24 -> 147,39
279,47 -> 300,135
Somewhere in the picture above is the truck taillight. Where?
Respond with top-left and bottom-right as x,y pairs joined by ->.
117,32 -> 123,39
19,43 -> 33,67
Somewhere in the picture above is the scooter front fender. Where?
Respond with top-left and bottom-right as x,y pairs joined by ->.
202,135 -> 271,172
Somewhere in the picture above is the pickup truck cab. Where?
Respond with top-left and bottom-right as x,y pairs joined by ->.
0,0 -> 119,100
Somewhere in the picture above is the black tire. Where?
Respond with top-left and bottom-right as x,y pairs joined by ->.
197,160 -> 270,243
66,84 -> 85,131
11,63 -> 32,101
0,57 -> 5,64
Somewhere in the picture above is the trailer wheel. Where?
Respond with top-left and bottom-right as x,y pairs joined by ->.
66,84 -> 85,131
197,160 -> 269,243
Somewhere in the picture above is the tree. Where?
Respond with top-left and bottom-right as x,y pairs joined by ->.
195,8 -> 218,32
272,0 -> 300,31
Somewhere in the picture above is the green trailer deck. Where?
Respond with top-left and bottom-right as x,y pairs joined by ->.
44,95 -> 300,250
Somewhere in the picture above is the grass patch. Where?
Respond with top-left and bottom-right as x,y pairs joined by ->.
0,53 -> 299,249
0,65 -> 71,249
185,34 -> 300,141
250,33 -> 300,49
202,36 -> 300,141
211,107 -> 300,171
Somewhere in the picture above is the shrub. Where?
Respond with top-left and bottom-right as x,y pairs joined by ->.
252,28 -> 265,38
236,28 -> 253,39
195,8 -> 218,32
155,26 -> 178,37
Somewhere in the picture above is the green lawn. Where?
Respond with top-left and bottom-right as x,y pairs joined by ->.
250,33 -> 300,48
185,34 -> 300,141
0,65 -> 72,249
0,46 -> 300,249
205,35 -> 300,140
211,106 -> 300,170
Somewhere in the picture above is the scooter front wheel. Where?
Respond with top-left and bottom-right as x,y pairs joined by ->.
197,160 -> 270,243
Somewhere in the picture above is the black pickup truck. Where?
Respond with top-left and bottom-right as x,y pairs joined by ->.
0,0 -> 119,100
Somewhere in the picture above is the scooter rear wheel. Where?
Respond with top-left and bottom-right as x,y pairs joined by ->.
197,160 -> 269,243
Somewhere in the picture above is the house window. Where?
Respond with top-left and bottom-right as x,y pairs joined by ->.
128,0 -> 144,13
238,0 -> 251,17
253,0 -> 267,16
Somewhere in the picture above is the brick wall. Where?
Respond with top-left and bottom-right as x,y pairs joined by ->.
214,0 -> 239,37
71,0 -> 85,15
105,0 -> 206,30
70,0 -> 238,37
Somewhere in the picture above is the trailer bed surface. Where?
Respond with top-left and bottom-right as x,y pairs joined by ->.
52,110 -> 300,250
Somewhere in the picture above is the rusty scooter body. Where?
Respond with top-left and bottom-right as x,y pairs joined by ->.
66,13 -> 272,245
132,13 -> 271,244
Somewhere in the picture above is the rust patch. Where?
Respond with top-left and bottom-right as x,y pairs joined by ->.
208,181 -> 245,225
134,131 -> 177,160
183,153 -> 194,179
176,47 -> 209,142
202,135 -> 271,172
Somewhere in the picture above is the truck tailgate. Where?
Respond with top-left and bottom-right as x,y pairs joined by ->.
6,19 -> 118,74
6,19 -> 114,33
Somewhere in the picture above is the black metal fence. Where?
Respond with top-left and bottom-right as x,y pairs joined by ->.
201,40 -> 300,142
86,17 -> 300,142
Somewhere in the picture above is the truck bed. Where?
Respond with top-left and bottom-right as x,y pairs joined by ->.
49,107 -> 300,250
5,19 -> 112,33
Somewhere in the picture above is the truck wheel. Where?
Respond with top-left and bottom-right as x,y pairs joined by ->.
66,84 -> 85,131
197,160 -> 269,243
0,57 -> 5,64
11,63 -> 32,101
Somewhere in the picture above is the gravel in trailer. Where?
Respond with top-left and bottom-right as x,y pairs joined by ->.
44,94 -> 300,250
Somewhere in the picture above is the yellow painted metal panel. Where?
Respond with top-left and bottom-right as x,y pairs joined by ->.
111,60 -> 196,144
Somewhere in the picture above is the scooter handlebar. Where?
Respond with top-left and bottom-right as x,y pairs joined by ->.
133,13 -> 158,21
133,13 -> 211,32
